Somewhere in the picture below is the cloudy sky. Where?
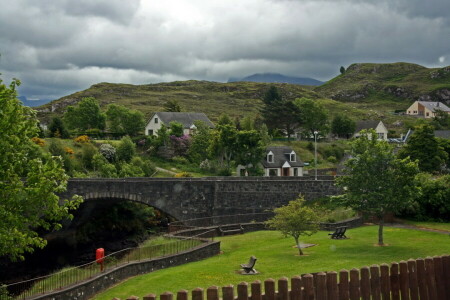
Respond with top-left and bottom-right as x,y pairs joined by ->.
1,0 -> 449,100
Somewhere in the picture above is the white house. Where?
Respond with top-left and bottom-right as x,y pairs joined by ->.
261,146 -> 304,176
406,101 -> 450,118
353,120 -> 389,141
145,112 -> 214,136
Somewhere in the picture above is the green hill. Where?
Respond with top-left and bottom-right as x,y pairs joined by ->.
314,62 -> 450,103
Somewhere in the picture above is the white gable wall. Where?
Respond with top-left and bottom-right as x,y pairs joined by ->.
145,113 -> 163,136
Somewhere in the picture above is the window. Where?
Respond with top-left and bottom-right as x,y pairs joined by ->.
155,117 -> 158,124
148,129 -> 154,135
290,153 -> 296,162
269,169 -> 278,176
293,168 -> 298,176
426,112 -> 429,116
268,154 -> 273,163
377,133 -> 384,140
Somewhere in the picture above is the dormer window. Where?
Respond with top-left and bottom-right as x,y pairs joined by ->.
290,151 -> 296,162
267,151 -> 274,163
155,117 -> 159,124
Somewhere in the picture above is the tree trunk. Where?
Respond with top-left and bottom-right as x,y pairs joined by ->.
295,237 -> 303,255
378,215 -> 384,246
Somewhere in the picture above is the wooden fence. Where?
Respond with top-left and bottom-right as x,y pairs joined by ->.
115,255 -> 450,300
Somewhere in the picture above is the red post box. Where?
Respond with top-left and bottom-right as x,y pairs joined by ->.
96,248 -> 105,264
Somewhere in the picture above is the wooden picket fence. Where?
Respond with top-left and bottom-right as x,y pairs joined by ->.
116,255 -> 450,300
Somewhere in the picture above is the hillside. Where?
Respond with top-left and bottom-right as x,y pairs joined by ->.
314,62 -> 450,104
228,73 -> 323,86
36,81 -> 320,124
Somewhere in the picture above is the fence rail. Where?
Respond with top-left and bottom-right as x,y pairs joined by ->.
118,255 -> 450,300
2,231 -> 214,300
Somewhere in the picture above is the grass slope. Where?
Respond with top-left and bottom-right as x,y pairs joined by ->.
315,62 -> 450,103
93,226 -> 450,299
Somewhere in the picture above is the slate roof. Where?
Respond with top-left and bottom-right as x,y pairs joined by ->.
434,130 -> 450,139
355,120 -> 381,132
149,112 -> 215,128
418,101 -> 450,113
261,146 -> 304,168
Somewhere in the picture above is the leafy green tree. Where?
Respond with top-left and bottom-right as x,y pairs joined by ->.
294,97 -> 329,136
163,99 -> 182,112
398,124 -> 448,173
0,78 -> 82,261
431,109 -> 450,130
116,136 -> 136,163
336,129 -> 419,246
331,114 -> 356,138
217,113 -> 233,126
48,117 -> 70,138
266,197 -> 322,255
188,121 -> 212,163
234,130 -> 265,175
106,104 -> 144,136
208,124 -> 237,170
241,115 -> 255,131
64,97 -> 106,131
340,66 -> 346,74
169,121 -> 184,137
261,86 -> 300,139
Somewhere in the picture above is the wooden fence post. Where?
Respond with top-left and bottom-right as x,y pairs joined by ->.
425,257 -> 438,300
206,286 -> 219,300
278,277 -> 289,300
360,266 -> 370,300
192,288 -> 204,300
264,279 -> 276,300
349,268 -> 360,300
370,265 -> 381,300
433,256 -> 446,300
251,281 -> 262,300
326,272 -> 338,300
302,274 -> 314,300
390,262 -> 400,300
238,282 -> 249,300
290,276 -> 302,300
143,294 -> 156,300
126,297 -> 139,300
399,261 -> 409,300
380,264 -> 390,300
442,255 -> 450,299
416,258 -> 429,300
315,273 -> 327,300
161,292 -> 173,300
222,285 -> 234,300
338,270 -> 349,300
407,259 -> 419,300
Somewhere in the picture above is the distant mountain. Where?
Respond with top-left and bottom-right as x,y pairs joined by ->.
18,96 -> 52,107
228,73 -> 324,86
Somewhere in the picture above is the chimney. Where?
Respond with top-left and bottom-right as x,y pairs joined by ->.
437,102 -> 440,107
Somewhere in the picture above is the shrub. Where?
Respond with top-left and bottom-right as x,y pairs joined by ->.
174,172 -> 193,178
64,147 -> 75,155
327,156 -> 337,163
118,162 -> 145,177
131,157 -> 156,177
81,143 -> 98,170
31,137 -> 45,146
117,136 -> 136,163
48,139 -> 65,157
306,142 -> 314,151
74,135 -> 90,145
99,143 -> 116,162
172,156 -> 189,164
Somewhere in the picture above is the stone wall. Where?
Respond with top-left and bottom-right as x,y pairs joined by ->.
31,241 -> 220,300
62,177 -> 340,221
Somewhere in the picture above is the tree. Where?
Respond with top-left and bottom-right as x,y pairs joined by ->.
217,113 -> 233,126
116,136 -> 136,163
188,120 -> 212,163
331,114 -> 356,138
208,124 -> 237,170
340,66 -> 346,74
234,130 -> 265,175
294,98 -> 329,136
163,99 -> 182,112
266,197 -> 322,255
48,117 -> 70,138
169,121 -> 184,137
431,109 -> 450,130
0,78 -> 82,261
335,129 -> 419,245
398,124 -> 448,173
64,97 -> 106,131
106,104 -> 145,136
261,86 -> 300,139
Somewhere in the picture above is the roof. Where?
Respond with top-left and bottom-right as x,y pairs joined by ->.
261,146 -> 304,168
434,130 -> 450,139
149,112 -> 215,128
355,120 -> 382,132
418,101 -> 450,113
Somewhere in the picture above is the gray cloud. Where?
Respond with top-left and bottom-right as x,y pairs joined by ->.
0,0 -> 449,100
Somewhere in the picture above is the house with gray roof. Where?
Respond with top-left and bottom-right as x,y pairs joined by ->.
406,101 -> 450,118
145,112 -> 214,136
261,146 -> 304,176
353,120 -> 388,141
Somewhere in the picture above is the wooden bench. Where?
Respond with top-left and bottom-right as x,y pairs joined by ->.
240,256 -> 257,274
217,224 -> 244,236
328,226 -> 348,239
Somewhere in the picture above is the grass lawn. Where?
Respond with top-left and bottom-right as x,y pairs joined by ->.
401,220 -> 450,232
93,226 -> 450,299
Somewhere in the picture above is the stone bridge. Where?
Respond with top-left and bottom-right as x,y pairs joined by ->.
61,177 -> 340,221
